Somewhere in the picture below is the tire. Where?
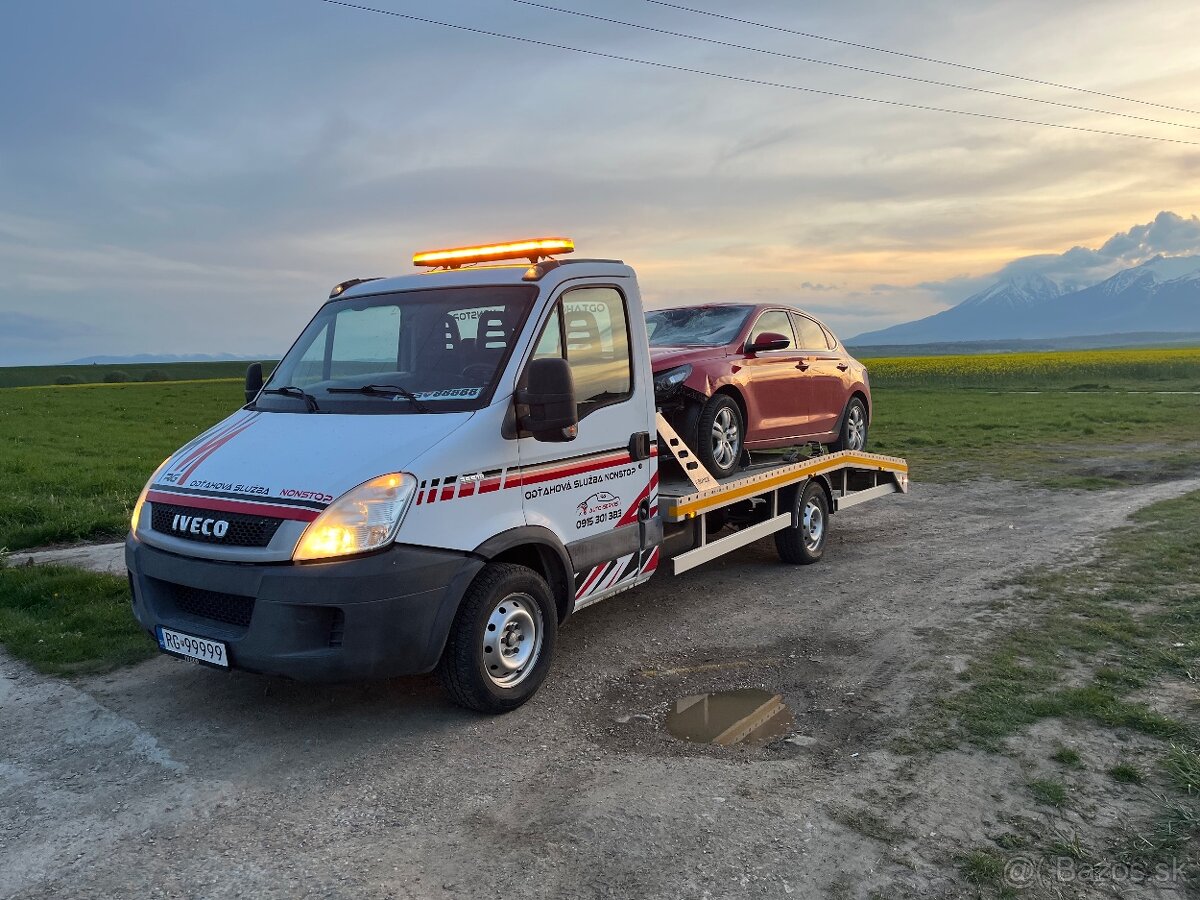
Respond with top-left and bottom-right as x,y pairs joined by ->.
832,397 -> 868,452
775,479 -> 829,565
695,394 -> 744,478
438,563 -> 558,713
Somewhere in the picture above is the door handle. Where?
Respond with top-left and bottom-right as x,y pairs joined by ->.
795,359 -> 810,371
836,363 -> 849,371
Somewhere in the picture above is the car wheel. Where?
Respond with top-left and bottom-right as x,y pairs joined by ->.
775,479 -> 828,565
696,394 -> 744,478
438,563 -> 558,713
832,397 -> 868,452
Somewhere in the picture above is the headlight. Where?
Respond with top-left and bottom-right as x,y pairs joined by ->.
653,364 -> 692,392
130,457 -> 172,535
293,473 -> 415,561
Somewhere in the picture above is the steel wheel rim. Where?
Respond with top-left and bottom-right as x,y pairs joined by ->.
482,593 -> 543,688
846,405 -> 865,451
803,500 -> 824,552
711,406 -> 740,469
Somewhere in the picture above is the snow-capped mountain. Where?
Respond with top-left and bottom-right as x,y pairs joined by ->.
852,255 -> 1200,344
852,272 -> 1066,344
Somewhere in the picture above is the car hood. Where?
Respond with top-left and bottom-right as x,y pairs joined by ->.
150,408 -> 472,508
649,345 -> 732,371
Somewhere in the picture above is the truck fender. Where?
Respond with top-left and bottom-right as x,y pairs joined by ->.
782,475 -> 835,526
472,526 -> 575,622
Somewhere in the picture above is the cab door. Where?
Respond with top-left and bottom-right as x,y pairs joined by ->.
740,309 -> 809,443
516,285 -> 656,607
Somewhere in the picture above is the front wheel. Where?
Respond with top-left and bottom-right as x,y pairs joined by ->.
438,563 -> 558,713
695,394 -> 744,479
775,479 -> 829,565
832,397 -> 868,452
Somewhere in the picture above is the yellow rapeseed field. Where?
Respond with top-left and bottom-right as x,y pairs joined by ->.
864,346 -> 1200,390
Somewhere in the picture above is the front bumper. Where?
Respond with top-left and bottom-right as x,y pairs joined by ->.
126,536 -> 484,681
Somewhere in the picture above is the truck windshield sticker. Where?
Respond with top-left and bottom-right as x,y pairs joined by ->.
412,387 -> 483,401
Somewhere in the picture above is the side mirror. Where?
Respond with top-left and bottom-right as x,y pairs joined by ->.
746,332 -> 791,354
245,362 -> 264,404
516,357 -> 578,442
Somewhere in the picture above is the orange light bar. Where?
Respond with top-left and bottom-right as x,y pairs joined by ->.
413,237 -> 575,268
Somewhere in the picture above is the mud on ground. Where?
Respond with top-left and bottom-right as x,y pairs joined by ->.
3,477 -> 1199,899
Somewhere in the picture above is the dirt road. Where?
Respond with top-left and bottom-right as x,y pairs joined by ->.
3,477 -> 1198,899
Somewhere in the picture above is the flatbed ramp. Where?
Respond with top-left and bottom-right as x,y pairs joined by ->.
654,415 -> 909,575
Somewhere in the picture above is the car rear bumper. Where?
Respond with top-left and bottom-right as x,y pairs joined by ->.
126,535 -> 484,681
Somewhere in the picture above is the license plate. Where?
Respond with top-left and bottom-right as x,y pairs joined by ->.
157,626 -> 229,668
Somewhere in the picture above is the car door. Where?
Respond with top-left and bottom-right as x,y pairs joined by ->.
740,309 -> 809,443
516,285 -> 656,608
790,312 -> 845,437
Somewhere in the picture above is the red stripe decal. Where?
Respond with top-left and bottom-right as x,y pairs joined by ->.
601,558 -> 628,591
507,452 -> 632,490
173,413 -> 255,472
616,473 -> 659,527
479,478 -> 502,494
576,563 -> 607,599
177,417 -> 260,487
147,491 -> 319,522
459,481 -> 476,497
440,485 -> 457,501
643,547 -> 660,574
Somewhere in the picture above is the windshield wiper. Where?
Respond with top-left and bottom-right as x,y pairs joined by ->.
261,385 -> 320,412
326,383 -> 431,412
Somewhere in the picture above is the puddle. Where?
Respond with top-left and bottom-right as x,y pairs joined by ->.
665,688 -> 795,746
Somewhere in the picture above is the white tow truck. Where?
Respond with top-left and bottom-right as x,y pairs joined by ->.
127,238 -> 908,712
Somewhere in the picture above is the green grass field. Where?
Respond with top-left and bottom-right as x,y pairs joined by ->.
0,564 -> 156,675
0,380 -> 247,549
2,352 -> 1199,551
0,360 -> 276,388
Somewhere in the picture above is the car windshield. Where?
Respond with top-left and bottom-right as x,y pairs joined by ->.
645,305 -> 752,347
257,285 -> 538,414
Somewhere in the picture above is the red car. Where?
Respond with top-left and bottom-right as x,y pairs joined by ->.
646,303 -> 871,477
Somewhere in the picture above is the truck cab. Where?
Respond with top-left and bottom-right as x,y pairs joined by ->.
128,239 -> 663,711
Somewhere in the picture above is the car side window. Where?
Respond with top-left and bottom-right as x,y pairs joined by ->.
749,310 -> 795,349
791,314 -> 828,350
821,325 -> 838,350
528,287 -> 633,419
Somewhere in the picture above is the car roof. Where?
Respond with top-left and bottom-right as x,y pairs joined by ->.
647,301 -> 840,337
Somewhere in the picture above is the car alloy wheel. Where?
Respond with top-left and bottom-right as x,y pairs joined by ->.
711,405 -> 740,471
845,403 -> 866,451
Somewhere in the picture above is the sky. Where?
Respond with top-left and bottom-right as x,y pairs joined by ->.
2,0 -> 1199,365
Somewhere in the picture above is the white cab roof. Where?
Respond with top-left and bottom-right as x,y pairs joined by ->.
339,259 -> 636,300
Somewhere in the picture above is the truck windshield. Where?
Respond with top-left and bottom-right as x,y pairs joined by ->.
257,285 -> 537,414
645,305 -> 751,347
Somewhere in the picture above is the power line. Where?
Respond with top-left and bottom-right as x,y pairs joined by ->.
510,0 -> 1198,132
644,0 -> 1200,118
316,0 -> 1200,146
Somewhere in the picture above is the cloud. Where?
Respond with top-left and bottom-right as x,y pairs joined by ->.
917,211 -> 1200,301
0,312 -> 96,343
995,211 -> 1200,287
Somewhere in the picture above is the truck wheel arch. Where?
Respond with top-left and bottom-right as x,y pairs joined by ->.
472,527 -> 574,623
781,474 -> 835,519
